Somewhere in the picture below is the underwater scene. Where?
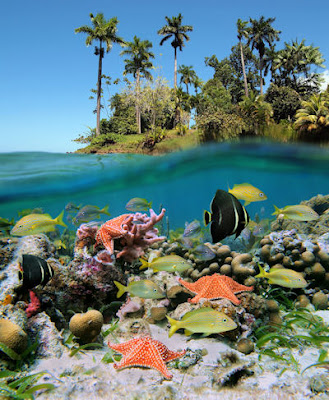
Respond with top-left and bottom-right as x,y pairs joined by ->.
1,141 -> 329,399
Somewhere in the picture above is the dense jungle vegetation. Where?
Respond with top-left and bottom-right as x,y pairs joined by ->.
74,13 -> 329,154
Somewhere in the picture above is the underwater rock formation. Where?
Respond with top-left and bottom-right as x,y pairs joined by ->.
69,309 -> 104,342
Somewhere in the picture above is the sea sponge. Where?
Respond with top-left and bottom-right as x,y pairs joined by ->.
0,318 -> 28,354
69,310 -> 103,342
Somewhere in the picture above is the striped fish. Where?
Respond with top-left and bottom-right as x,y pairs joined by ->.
10,210 -> 67,236
19,254 -> 54,289
204,189 -> 249,243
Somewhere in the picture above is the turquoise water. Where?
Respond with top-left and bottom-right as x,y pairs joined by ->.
1,141 -> 329,231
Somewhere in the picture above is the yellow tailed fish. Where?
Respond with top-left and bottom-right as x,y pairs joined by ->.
255,264 -> 307,288
166,307 -> 237,337
228,183 -> 267,206
139,255 -> 192,273
10,210 -> 67,236
113,280 -> 166,299
272,205 -> 319,221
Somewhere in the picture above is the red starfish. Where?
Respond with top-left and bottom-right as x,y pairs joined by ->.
108,336 -> 186,379
178,273 -> 253,305
95,214 -> 133,253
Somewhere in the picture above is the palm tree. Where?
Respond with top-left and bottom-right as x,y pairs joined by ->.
236,18 -> 249,97
178,65 -> 197,94
75,13 -> 125,136
247,16 -> 281,95
240,91 -> 273,134
273,39 -> 325,94
121,36 -> 154,133
158,13 -> 193,88
294,94 -> 329,138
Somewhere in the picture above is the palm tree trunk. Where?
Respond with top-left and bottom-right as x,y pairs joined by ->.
174,47 -> 177,88
240,42 -> 249,97
136,71 -> 141,134
96,41 -> 103,136
259,57 -> 264,96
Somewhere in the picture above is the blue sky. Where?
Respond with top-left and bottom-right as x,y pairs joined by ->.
1,0 -> 328,153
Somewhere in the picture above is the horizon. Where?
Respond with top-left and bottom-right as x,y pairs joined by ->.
1,0 -> 328,153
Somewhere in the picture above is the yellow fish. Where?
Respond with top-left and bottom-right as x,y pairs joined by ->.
113,280 -> 166,299
10,210 -> 67,236
166,307 -> 237,337
255,264 -> 307,288
53,239 -> 66,250
139,255 -> 192,273
272,205 -> 319,221
228,183 -> 267,206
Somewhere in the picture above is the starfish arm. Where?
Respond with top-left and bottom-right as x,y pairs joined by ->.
112,339 -> 173,379
108,337 -> 140,353
178,278 -> 197,293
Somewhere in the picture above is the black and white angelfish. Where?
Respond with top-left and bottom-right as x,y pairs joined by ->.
18,254 -> 54,289
204,189 -> 249,243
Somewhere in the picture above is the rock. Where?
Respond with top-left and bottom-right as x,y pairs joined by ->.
295,295 -> 310,308
150,306 -> 167,321
236,338 -> 254,355
220,264 -> 232,276
266,299 -> 280,313
0,318 -> 28,354
301,251 -> 315,265
69,310 -> 103,342
312,292 -> 328,310
216,245 -> 231,259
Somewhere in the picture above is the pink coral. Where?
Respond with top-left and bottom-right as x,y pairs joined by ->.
26,290 -> 41,317
116,208 -> 166,262
75,223 -> 99,250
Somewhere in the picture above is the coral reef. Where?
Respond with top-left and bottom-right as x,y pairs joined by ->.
69,309 -> 104,342
0,318 -> 28,353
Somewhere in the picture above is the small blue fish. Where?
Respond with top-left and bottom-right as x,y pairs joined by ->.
125,198 -> 152,212
193,244 -> 216,261
183,220 -> 201,238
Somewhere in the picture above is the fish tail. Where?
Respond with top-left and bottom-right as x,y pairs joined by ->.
166,315 -> 180,338
102,205 -> 111,216
272,205 -> 281,216
113,281 -> 127,298
148,201 -> 153,209
139,258 -> 149,270
204,210 -> 212,226
55,210 -> 67,227
255,264 -> 267,279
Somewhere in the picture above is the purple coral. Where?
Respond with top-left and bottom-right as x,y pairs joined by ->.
116,208 -> 166,262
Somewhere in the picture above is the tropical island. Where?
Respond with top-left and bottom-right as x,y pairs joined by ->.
73,13 -> 329,154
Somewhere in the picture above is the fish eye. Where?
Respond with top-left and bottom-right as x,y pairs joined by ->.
259,193 -> 264,197
223,318 -> 227,322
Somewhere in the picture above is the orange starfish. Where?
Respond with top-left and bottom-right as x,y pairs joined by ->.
178,273 -> 253,305
95,214 -> 133,253
108,336 -> 186,379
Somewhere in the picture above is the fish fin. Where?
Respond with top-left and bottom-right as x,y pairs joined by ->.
139,258 -> 149,270
102,205 -> 111,216
55,210 -> 67,228
255,264 -> 266,279
148,201 -> 153,209
113,281 -> 126,298
166,315 -> 180,338
184,329 -> 193,336
204,210 -> 211,226
244,201 -> 250,206
272,205 -> 281,216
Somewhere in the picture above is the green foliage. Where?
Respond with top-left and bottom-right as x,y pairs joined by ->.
265,84 -> 301,122
239,91 -> 273,135
175,123 -> 188,135
255,308 -> 329,374
197,77 -> 232,114
294,93 -> 329,141
272,39 -> 325,96
0,370 -> 56,400
0,341 -> 39,370
196,108 -> 244,142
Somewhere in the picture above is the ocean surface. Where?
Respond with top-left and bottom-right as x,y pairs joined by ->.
1,140 -> 329,231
